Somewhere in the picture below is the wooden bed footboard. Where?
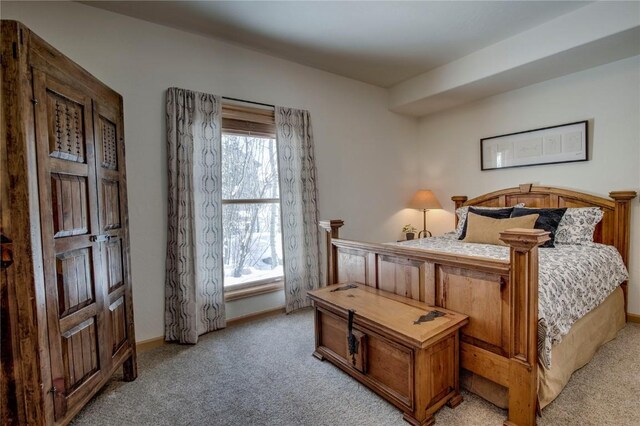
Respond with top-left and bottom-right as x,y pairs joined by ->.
319,220 -> 549,426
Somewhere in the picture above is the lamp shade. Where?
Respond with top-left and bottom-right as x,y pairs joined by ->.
407,190 -> 442,210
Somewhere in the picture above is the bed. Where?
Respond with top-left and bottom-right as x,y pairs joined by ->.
318,185 -> 636,426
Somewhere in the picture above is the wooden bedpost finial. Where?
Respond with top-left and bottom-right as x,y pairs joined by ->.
499,228 -> 550,252
451,196 -> 467,205
319,220 -> 344,237
609,191 -> 637,201
519,183 -> 533,193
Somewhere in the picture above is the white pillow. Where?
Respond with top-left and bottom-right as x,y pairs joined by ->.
453,203 -> 525,239
554,207 -> 604,245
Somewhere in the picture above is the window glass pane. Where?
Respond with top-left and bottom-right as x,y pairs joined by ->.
223,202 -> 283,287
221,134 -> 279,200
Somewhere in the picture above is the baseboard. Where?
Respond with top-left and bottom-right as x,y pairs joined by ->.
136,336 -> 165,352
627,313 -> 640,323
227,306 -> 286,326
135,306 -> 287,351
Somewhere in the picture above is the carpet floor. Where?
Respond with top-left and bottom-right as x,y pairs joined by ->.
71,309 -> 640,426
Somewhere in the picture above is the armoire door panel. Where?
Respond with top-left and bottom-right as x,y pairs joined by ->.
56,247 -> 95,317
45,86 -> 87,164
60,317 -> 99,391
51,173 -> 89,238
105,238 -> 124,292
94,97 -> 136,370
101,179 -> 121,230
109,297 -> 127,355
98,115 -> 119,171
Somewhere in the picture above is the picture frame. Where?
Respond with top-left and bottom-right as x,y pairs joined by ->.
480,120 -> 588,171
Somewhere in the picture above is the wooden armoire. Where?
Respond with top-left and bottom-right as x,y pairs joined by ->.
1,21 -> 137,425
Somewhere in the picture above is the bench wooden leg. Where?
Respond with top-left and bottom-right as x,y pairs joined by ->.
403,412 -> 435,426
447,393 -> 463,409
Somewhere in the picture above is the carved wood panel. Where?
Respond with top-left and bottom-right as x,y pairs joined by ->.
377,255 -> 425,301
99,116 -> 118,170
51,173 -> 89,238
337,249 -> 369,284
105,239 -> 124,292
438,266 -> 508,354
46,90 -> 86,163
505,194 -> 549,208
101,180 -> 121,230
427,336 -> 455,406
109,297 -> 127,354
56,248 -> 94,317
318,310 -> 348,360
61,318 -> 99,391
366,333 -> 412,406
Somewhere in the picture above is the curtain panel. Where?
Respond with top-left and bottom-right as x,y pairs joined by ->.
275,107 -> 322,312
165,88 -> 226,344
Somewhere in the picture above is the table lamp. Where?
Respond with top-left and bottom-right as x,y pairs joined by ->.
407,190 -> 442,238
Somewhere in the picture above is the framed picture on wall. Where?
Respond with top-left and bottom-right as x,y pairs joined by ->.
480,120 -> 588,171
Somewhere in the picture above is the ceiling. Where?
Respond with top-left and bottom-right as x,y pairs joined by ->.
84,1 -> 591,88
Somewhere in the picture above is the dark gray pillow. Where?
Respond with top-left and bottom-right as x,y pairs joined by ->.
458,206 -> 514,240
510,207 -> 567,248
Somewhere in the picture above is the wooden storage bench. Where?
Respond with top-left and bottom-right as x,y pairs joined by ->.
308,283 -> 469,426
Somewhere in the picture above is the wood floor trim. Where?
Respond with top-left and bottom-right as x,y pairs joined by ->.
136,306 -> 287,352
136,336 -> 165,352
628,313 -> 640,324
226,306 -> 286,327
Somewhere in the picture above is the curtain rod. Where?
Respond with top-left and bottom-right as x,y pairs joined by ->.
222,96 -> 275,109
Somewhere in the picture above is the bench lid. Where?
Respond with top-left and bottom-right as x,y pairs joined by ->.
308,283 -> 468,348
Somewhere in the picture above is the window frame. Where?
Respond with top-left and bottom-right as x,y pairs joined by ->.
220,103 -> 283,292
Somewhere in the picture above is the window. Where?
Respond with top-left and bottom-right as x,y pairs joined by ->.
221,104 -> 283,290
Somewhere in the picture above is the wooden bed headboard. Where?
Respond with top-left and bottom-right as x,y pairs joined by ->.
452,184 -> 637,266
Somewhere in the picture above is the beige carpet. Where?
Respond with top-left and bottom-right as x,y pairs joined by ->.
71,310 -> 640,426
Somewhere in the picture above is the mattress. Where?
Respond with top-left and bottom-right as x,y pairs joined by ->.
391,236 -> 629,367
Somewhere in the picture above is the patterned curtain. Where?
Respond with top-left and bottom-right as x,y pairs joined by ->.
165,88 -> 225,344
275,107 -> 321,312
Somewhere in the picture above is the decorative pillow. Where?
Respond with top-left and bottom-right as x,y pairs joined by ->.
458,206 -> 514,240
554,207 -> 604,245
463,213 -> 539,246
454,203 -> 525,238
510,207 -> 567,248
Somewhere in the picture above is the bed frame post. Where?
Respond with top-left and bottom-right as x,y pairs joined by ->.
500,228 -> 550,426
319,220 -> 344,285
609,191 -> 637,317
451,196 -> 468,227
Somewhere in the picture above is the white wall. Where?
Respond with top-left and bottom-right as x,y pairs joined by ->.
417,56 -> 640,315
2,1 -> 419,341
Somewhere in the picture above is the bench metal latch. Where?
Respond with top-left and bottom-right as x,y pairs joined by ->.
347,309 -> 358,365
414,310 -> 445,325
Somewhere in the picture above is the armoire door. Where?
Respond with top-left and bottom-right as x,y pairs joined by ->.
93,97 -> 136,375
32,69 -> 107,421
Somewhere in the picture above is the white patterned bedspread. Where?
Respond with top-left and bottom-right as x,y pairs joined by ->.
389,236 -> 628,368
